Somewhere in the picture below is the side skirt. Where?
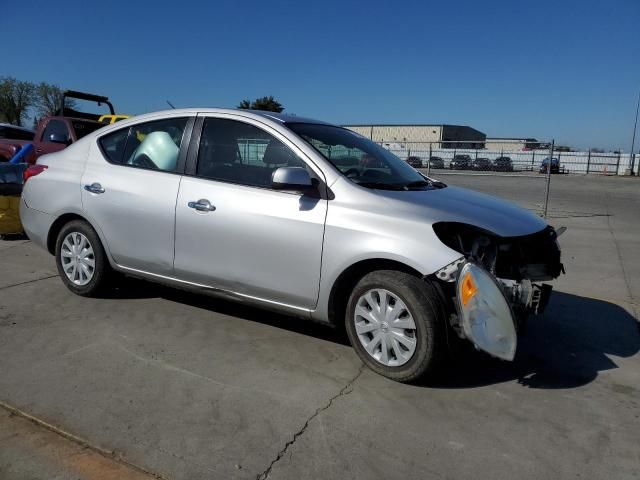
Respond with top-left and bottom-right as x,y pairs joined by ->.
112,264 -> 326,322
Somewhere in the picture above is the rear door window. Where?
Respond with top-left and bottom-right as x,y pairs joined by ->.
98,117 -> 189,173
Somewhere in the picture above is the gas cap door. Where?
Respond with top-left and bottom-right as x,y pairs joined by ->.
456,262 -> 517,361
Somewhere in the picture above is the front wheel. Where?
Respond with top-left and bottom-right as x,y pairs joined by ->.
345,270 -> 445,383
55,220 -> 111,297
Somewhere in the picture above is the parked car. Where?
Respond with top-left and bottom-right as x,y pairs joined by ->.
449,154 -> 472,170
406,156 -> 423,168
471,157 -> 492,171
493,156 -> 514,172
0,90 -> 112,163
20,108 -> 563,383
540,157 -> 560,174
428,156 -> 444,169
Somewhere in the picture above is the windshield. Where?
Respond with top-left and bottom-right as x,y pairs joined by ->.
287,123 -> 439,190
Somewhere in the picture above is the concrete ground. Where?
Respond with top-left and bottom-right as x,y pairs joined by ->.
0,174 -> 638,479
0,407 -> 156,480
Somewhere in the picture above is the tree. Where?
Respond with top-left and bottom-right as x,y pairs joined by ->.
35,82 -> 73,117
237,95 -> 284,112
0,77 -> 36,126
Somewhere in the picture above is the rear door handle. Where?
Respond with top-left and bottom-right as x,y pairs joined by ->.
188,199 -> 216,212
84,183 -> 105,194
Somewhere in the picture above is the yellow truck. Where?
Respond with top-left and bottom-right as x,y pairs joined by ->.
0,163 -> 27,236
98,114 -> 130,124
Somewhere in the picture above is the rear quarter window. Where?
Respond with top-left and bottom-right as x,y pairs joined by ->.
98,128 -> 129,164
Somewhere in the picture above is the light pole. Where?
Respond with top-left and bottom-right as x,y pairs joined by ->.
630,87 -> 640,175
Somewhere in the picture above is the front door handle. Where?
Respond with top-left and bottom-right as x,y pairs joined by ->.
188,199 -> 216,212
84,183 -> 105,194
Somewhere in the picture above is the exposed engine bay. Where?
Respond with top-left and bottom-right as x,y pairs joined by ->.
433,222 -> 563,282
432,222 -> 564,344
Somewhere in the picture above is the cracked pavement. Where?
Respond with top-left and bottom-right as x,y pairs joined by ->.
1,175 -> 639,479
256,364 -> 365,480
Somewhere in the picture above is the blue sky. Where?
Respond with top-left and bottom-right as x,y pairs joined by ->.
2,0 -> 639,150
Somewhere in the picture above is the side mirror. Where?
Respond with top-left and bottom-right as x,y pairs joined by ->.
49,133 -> 70,145
271,167 -> 314,191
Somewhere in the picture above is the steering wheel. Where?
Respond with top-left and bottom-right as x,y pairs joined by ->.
360,169 -> 386,180
344,168 -> 360,178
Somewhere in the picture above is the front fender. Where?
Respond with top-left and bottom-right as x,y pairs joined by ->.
313,210 -> 462,322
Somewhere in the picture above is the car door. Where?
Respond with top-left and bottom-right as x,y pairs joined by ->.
82,115 -> 194,275
174,115 -> 328,310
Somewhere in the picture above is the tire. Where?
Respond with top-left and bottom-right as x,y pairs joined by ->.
345,270 -> 445,383
55,220 -> 111,297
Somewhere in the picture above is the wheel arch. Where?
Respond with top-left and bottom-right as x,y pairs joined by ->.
47,213 -> 86,254
46,213 -> 114,268
326,258 -> 424,327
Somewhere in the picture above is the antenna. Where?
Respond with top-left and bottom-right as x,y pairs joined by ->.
166,100 -> 176,109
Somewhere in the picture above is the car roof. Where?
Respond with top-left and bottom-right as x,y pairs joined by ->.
244,110 -> 332,125
114,108 -> 333,127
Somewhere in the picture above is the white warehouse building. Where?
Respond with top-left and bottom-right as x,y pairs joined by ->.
343,124 -> 486,149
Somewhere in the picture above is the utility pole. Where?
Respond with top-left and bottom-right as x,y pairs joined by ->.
543,140 -> 554,218
630,87 -> 640,175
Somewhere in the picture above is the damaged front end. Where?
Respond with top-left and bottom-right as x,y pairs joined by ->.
432,222 -> 564,360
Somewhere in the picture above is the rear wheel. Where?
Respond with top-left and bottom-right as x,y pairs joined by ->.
55,220 -> 111,296
345,270 -> 445,382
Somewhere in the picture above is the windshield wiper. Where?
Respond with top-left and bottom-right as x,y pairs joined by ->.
402,180 -> 432,190
356,182 -> 406,191
357,179 -> 445,191
417,174 -> 447,189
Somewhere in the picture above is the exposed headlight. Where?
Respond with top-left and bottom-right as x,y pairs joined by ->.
456,262 -> 517,361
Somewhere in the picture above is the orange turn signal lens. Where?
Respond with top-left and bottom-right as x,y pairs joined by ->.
461,272 -> 478,306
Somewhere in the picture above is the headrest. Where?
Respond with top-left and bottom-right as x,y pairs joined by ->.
262,140 -> 297,165
211,142 -> 238,164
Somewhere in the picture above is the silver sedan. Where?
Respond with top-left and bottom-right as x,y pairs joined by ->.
20,109 -> 563,382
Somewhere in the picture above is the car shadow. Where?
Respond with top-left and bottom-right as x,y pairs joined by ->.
426,291 -> 639,389
105,278 -> 639,389
105,276 -> 350,346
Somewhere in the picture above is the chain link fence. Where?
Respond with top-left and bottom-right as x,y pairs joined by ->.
377,140 -> 639,218
379,140 -> 637,176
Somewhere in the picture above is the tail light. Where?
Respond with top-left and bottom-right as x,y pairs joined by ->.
23,164 -> 48,183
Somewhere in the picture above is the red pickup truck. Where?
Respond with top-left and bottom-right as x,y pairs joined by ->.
0,91 -> 115,163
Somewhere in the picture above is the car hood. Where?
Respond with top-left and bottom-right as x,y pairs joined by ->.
377,185 -> 547,237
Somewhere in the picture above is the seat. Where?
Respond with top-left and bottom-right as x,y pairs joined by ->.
262,140 -> 300,167
198,140 -> 240,181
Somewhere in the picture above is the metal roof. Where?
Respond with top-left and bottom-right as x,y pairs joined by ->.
0,123 -> 35,133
